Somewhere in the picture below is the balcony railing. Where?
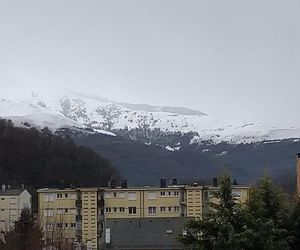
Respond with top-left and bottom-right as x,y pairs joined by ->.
75,200 -> 82,208
76,215 -> 82,221
97,199 -> 104,207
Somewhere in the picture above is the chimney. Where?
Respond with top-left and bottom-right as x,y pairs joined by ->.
171,179 -> 178,185
21,184 -> 25,190
108,180 -> 116,188
297,154 -> 300,196
213,177 -> 218,187
1,184 -> 6,192
121,180 -> 128,189
160,179 -> 167,188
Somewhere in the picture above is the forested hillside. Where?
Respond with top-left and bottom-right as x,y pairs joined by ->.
0,119 -> 118,188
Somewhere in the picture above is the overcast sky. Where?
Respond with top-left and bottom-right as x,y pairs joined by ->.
0,0 -> 299,126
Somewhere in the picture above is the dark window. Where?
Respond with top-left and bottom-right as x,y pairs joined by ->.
129,207 -> 136,214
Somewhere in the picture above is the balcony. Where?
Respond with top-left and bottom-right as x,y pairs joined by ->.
180,199 -> 186,205
75,199 -> 82,208
97,199 -> 104,207
76,215 -> 82,221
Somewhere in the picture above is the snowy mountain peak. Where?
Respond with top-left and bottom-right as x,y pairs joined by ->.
1,90 -> 300,144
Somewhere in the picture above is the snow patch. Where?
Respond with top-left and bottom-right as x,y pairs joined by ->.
215,151 -> 228,157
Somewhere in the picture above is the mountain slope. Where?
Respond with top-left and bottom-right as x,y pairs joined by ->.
0,91 -> 298,189
1,91 -> 300,144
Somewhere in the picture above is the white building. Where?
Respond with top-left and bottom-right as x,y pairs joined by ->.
0,185 -> 32,232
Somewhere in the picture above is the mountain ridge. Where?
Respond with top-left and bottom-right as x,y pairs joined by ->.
1,91 -> 300,145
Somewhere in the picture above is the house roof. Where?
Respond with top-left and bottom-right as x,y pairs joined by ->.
0,189 -> 25,196
101,217 -> 190,250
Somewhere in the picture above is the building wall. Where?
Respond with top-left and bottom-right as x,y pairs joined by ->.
81,188 -> 98,250
19,190 -> 32,210
0,190 -> 31,233
37,184 -> 251,249
206,186 -> 249,205
38,189 -> 78,242
0,195 -> 17,232
185,187 -> 203,219
103,187 -> 184,219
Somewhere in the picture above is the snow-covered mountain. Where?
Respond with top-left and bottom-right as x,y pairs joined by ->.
1,91 -> 300,144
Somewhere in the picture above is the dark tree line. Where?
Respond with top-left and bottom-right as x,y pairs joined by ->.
0,119 -> 118,188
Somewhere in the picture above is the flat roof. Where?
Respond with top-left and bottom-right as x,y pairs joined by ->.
37,184 -> 251,193
37,188 -> 78,193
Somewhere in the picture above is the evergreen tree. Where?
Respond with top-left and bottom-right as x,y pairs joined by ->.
181,175 -> 293,250
287,200 -> 300,250
181,175 -> 251,250
246,177 -> 292,250
0,208 -> 43,250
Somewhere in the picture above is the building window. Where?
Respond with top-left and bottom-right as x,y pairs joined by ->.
113,193 -> 117,197
119,207 -> 125,213
1,198 -> 5,200
233,190 -> 242,198
65,194 -> 68,199
45,209 -> 54,217
70,193 -> 77,199
174,206 -> 180,212
104,192 -> 111,198
113,207 -> 117,212
160,191 -> 165,196
10,198 -> 16,204
128,192 -> 137,201
70,208 -> 76,214
71,223 -> 76,228
57,208 -> 63,214
168,206 -> 172,212
160,206 -> 166,212
44,193 -> 55,202
65,223 -> 69,228
147,191 -> 157,200
118,192 -> 125,198
45,223 -> 53,231
128,207 -> 136,214
106,207 -> 111,213
208,191 -> 216,198
65,208 -> 69,213
168,191 -> 172,196
57,193 -> 63,199
57,223 -> 62,228
174,191 -> 179,196
148,207 -> 157,215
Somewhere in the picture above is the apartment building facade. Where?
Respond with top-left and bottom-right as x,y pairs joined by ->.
37,179 -> 250,249
37,188 -> 78,245
80,188 -> 99,250
0,186 -> 31,233
103,186 -> 185,219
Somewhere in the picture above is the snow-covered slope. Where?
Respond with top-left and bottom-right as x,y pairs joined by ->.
1,91 -> 299,144
0,98 -> 84,131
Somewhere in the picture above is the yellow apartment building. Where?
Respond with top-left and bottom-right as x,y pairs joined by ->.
185,185 -> 204,218
206,185 -> 250,205
185,184 -> 250,219
103,186 -> 185,219
37,180 -> 250,249
37,188 -> 78,244
80,188 -> 99,250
